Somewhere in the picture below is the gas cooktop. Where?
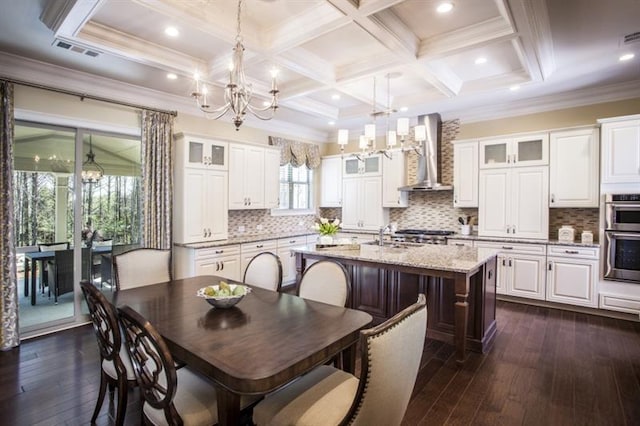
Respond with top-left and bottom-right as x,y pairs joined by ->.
394,229 -> 455,236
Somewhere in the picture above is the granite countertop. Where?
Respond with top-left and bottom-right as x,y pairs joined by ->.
174,229 -> 379,249
292,243 -> 498,274
446,233 -> 600,248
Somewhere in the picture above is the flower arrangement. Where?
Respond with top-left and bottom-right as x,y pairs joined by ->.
313,217 -> 341,236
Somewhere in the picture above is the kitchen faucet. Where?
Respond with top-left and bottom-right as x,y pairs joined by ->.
379,225 -> 391,246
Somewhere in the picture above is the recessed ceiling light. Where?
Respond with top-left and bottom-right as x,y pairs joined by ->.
328,121 -> 335,126
164,27 -> 179,37
166,73 -> 177,80
475,57 -> 487,65
436,2 -> 454,13
619,53 -> 635,62
262,101 -> 271,107
400,106 -> 409,112
331,94 -> 341,100
510,85 -> 520,91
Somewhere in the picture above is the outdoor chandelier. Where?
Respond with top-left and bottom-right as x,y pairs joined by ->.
191,0 -> 279,131
81,135 -> 104,184
338,73 -> 426,159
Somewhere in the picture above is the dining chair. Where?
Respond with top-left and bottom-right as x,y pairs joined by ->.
297,260 -> 351,307
80,280 -> 137,426
243,252 -> 283,291
113,248 -> 171,290
117,304 -> 260,426
253,294 -> 427,426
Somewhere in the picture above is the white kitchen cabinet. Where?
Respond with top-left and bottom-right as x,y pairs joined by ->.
264,148 -> 281,209
173,245 -> 240,281
277,236 -> 308,286
341,176 -> 388,231
476,241 -> 547,300
599,115 -> 640,184
453,140 -> 478,207
320,156 -> 342,207
549,127 -> 599,207
343,155 -> 381,177
240,239 -> 278,281
175,133 -> 228,170
479,133 -> 548,169
229,143 -> 265,209
174,168 -> 228,243
479,166 -> 548,239
546,245 -> 599,308
382,151 -> 408,207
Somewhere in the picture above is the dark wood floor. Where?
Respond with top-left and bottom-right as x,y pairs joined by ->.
1,301 -> 639,425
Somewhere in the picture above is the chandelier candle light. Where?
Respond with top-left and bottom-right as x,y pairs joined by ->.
82,135 -> 104,184
338,73 -> 426,159
191,0 -> 279,130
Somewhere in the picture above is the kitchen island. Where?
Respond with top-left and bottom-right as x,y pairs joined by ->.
293,243 -> 498,364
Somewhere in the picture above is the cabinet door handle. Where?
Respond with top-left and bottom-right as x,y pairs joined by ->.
508,259 -> 512,267
502,246 -> 513,250
513,154 -> 517,163
564,250 -> 579,254
256,244 -> 263,248
502,258 -> 506,266
248,198 -> 251,206
512,226 -> 515,234
215,262 -> 220,271
203,229 -> 207,237
506,227 -> 510,234
551,194 -> 555,203
548,261 -> 553,271
215,250 -> 223,254
455,243 -> 464,247
221,262 -> 224,271
289,240 -> 296,244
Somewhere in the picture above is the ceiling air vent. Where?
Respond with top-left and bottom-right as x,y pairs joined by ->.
54,39 -> 101,58
623,32 -> 640,45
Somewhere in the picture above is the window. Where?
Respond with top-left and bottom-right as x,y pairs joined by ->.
278,164 -> 312,211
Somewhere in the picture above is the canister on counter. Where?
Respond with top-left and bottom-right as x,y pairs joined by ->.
558,225 -> 575,242
581,230 -> 593,244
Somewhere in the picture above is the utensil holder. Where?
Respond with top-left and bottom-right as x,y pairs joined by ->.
460,225 -> 471,235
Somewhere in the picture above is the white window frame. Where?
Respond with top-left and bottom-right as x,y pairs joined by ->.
271,163 -> 315,216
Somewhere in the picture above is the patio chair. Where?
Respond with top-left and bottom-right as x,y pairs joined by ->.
39,241 -> 69,293
253,294 -> 427,426
48,248 -> 91,304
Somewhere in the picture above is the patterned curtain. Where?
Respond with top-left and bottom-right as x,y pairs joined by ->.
268,136 -> 321,169
0,80 -> 19,350
141,111 -> 174,250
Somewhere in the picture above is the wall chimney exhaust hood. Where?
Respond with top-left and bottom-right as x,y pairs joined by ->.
398,113 -> 452,191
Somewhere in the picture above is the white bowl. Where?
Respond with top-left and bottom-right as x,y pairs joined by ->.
196,284 -> 251,309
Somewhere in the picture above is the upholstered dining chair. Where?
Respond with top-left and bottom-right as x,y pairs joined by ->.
297,260 -> 351,307
113,248 -> 171,290
80,280 -> 137,426
117,304 -> 260,426
243,252 -> 283,291
253,294 -> 427,426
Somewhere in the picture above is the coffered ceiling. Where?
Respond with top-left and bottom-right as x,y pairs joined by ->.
0,0 -> 639,141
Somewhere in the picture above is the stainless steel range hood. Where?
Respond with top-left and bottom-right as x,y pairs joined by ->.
398,113 -> 453,191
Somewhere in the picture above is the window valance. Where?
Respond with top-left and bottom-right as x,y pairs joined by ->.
268,136 -> 321,169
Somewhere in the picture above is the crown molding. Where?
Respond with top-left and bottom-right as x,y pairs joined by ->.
0,51 -> 328,142
451,79 -> 640,123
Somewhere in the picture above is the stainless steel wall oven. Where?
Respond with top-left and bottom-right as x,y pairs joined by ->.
604,194 -> 640,283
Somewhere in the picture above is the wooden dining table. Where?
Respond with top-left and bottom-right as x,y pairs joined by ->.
110,275 -> 373,426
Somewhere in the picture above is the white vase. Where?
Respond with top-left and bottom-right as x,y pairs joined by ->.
318,235 -> 334,245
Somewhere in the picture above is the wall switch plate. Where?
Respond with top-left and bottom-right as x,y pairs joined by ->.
238,225 -> 245,232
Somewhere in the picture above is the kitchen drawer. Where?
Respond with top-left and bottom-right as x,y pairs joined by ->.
195,245 -> 240,259
277,236 -> 308,248
448,238 -> 474,247
241,240 -> 277,253
475,241 -> 546,255
547,245 -> 599,259
599,293 -> 640,315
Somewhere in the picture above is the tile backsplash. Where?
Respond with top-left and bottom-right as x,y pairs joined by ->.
228,210 -> 317,238
549,208 -> 600,241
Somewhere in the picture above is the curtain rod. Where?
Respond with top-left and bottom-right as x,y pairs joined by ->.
1,76 -> 178,117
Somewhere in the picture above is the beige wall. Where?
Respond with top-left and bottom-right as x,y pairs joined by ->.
457,98 -> 640,140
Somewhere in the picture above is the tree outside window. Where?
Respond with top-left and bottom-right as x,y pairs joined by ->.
278,164 -> 312,210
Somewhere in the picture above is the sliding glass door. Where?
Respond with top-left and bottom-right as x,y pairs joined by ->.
13,121 -> 141,335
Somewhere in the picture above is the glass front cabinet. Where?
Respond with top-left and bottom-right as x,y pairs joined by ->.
480,134 -> 549,169
176,133 -> 229,170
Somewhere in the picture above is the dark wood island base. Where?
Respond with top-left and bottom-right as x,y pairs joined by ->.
295,249 -> 497,365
